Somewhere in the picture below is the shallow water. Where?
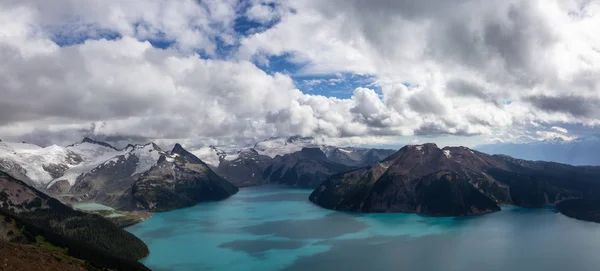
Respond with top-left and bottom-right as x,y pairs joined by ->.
127,185 -> 600,271
73,202 -> 114,211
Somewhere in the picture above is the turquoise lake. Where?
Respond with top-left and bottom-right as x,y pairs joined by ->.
127,185 -> 600,271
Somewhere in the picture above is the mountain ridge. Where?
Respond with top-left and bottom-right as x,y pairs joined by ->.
309,143 -> 600,217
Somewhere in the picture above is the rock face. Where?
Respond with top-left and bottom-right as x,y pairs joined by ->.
261,148 -> 355,188
0,170 -> 150,270
132,144 -> 239,212
321,146 -> 395,167
310,143 -> 600,217
216,148 -> 273,187
210,136 -> 395,188
555,199 -> 600,223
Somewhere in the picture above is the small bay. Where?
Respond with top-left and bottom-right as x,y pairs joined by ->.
127,185 -> 600,271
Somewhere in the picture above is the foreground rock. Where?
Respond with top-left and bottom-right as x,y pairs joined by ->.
0,170 -> 150,270
310,143 -> 600,217
132,144 -> 239,212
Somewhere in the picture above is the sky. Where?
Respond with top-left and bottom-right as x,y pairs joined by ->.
0,0 -> 599,149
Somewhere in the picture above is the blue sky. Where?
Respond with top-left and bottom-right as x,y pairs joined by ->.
49,10 -> 373,100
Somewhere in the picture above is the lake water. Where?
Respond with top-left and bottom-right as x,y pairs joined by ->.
127,185 -> 600,271
74,202 -> 114,211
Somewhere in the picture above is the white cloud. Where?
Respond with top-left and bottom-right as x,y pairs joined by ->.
239,0 -> 600,134
1,0 -> 599,147
551,126 -> 569,134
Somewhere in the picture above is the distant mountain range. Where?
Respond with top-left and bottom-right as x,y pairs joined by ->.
0,136 -> 394,211
3,136 -> 600,225
195,136 -> 395,188
476,136 -> 600,166
3,135 -> 600,271
309,143 -> 600,219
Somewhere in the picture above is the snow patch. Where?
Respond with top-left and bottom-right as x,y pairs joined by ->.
0,142 -> 76,185
338,148 -> 352,154
254,137 -> 318,158
130,144 -> 161,175
443,150 -> 451,158
415,145 -> 423,151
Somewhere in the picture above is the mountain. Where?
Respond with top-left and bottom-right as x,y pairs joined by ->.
476,136 -> 600,166
0,170 -> 150,270
131,144 -> 239,212
321,146 -> 396,167
309,143 -> 600,217
0,141 -> 82,188
0,138 -> 239,213
253,136 -> 319,158
215,148 -> 274,187
261,148 -> 355,188
56,142 -> 164,208
208,136 -> 395,188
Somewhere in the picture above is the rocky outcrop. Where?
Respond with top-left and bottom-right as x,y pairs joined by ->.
132,144 -> 239,212
80,137 -> 118,150
555,199 -> 600,223
310,143 -> 600,217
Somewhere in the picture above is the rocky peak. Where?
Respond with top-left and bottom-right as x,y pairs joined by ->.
81,137 -> 118,150
171,143 -> 205,164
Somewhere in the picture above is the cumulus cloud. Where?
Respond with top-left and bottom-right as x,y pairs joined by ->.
0,0 -> 599,147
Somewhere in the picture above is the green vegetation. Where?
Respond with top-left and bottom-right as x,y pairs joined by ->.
35,235 -> 68,254
1,171 -> 150,270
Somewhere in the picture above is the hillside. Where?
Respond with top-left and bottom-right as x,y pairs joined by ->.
0,170 -> 150,270
309,143 -> 600,217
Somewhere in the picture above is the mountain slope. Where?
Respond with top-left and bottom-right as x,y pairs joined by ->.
132,144 -> 239,212
210,136 -> 394,188
60,142 -> 165,208
262,148 -> 355,188
216,148 -> 273,187
309,143 -> 600,216
0,170 -> 150,270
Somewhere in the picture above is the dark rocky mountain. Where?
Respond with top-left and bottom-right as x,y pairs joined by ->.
555,199 -> 600,223
309,143 -> 600,217
216,148 -> 273,187
80,137 -> 119,150
0,170 -> 150,270
210,137 -> 394,188
131,144 -> 239,212
261,148 -> 356,188
321,146 -> 396,167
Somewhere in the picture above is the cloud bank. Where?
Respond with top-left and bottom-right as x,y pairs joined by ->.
0,0 -> 599,147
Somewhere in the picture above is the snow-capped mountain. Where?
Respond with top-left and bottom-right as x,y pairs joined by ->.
203,136 -> 396,187
0,141 -> 81,187
0,138 -> 166,194
253,136 -> 319,158
190,145 -> 230,167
